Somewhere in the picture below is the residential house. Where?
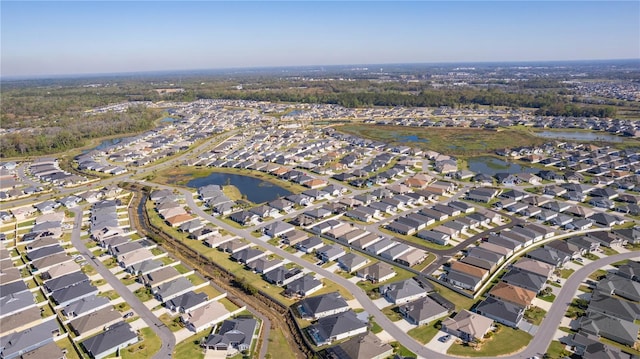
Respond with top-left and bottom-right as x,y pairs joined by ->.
475,297 -> 525,328
398,296 -> 450,325
442,310 -> 494,343
297,292 -> 350,320
357,262 -> 396,283
80,322 -> 138,359
307,310 -> 368,346
380,278 -> 428,305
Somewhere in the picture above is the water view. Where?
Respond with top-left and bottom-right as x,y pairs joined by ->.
395,134 -> 429,143
187,173 -> 292,204
534,131 -> 622,143
468,156 -> 538,176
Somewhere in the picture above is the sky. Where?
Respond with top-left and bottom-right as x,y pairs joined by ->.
1,1 -> 639,78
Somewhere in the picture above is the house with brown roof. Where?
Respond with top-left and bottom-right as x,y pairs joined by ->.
488,281 -> 536,308
166,213 -> 194,227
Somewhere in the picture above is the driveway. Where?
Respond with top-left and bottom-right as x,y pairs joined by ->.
425,330 -> 455,354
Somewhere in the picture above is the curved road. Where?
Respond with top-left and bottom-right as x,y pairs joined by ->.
153,183 -> 639,359
69,207 -> 176,359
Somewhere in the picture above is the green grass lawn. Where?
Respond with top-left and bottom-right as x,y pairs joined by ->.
173,330 -> 208,359
174,263 -> 191,274
159,313 -> 184,332
545,340 -> 570,359
429,281 -> 475,311
115,302 -> 131,312
381,306 -> 403,322
539,293 -> 556,303
447,326 -> 532,357
407,316 -> 448,344
81,264 -> 97,276
524,306 -> 546,326
601,247 -> 619,256
558,268 -> 575,279
266,328 -> 298,359
134,287 -> 154,302
389,342 -> 416,358
193,285 -> 223,299
588,269 -> 608,281
98,290 -> 120,300
56,336 -> 81,359
121,327 -> 162,359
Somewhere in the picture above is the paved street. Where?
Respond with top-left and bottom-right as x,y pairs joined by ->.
69,207 -> 176,359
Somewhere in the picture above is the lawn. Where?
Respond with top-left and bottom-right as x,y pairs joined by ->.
159,313 -> 184,332
115,302 -> 131,312
558,268 -> 575,279
447,326 -> 533,357
601,247 -> 619,256
337,124 -> 548,156
266,328 -> 298,359
134,287 -> 154,302
588,269 -> 608,281
370,319 -> 383,334
545,340 -> 570,359
524,306 -> 546,326
56,336 -> 81,359
389,342 -> 416,358
98,290 -> 120,300
407,316 -> 448,344
173,330 -> 208,359
429,281 -> 475,311
121,327 -> 162,359
381,306 -> 403,322
539,293 -> 556,303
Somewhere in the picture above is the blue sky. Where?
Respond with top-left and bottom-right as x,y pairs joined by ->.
2,1 -> 639,77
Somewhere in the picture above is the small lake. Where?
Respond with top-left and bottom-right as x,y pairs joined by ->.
534,131 -> 622,143
82,136 -> 129,154
468,156 -> 538,176
395,134 -> 429,143
187,173 -> 292,204
160,117 -> 176,123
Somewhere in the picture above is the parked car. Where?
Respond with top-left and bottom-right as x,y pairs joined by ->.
123,312 -> 134,319
438,335 -> 451,343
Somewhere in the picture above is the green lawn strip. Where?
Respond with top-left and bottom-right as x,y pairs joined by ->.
539,293 -> 556,303
599,337 -> 640,356
407,316 -> 448,344
389,342 -> 416,358
120,327 -> 162,359
97,290 -> 120,300
429,281 -> 475,311
601,247 -> 619,256
266,328 -> 297,359
545,340 -> 571,359
381,305 -> 403,322
218,297 -> 240,312
187,273 -> 207,286
158,313 -> 184,332
56,336 -> 81,359
588,269 -> 608,281
133,287 -> 154,302
447,325 -> 532,357
558,268 -> 575,279
369,318 -> 383,334
115,302 -> 131,312
411,253 -> 437,272
523,306 -> 546,326
193,284 -> 223,299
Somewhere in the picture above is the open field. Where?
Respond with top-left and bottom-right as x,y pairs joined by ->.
447,326 -> 532,357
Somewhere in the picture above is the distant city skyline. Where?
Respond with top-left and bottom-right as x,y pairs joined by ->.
2,1 -> 638,78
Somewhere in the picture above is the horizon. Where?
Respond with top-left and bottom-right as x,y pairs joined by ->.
2,58 -> 639,81
2,1 -> 639,78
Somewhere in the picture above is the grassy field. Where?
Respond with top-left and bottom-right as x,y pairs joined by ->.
545,340 -> 570,359
337,125 -> 548,156
447,326 -> 532,357
429,281 -> 476,311
407,316 -> 449,344
266,328 -> 299,359
121,327 -> 162,359
173,330 -> 207,359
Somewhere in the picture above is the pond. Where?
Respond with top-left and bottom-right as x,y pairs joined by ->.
395,134 -> 429,143
187,173 -> 292,204
468,156 -> 538,176
82,136 -> 130,154
534,131 -> 622,143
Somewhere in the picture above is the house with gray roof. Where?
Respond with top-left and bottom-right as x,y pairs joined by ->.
475,297 -> 525,328
126,259 -> 163,276
81,322 -> 138,359
324,332 -> 393,359
442,309 -> 494,343
297,292 -> 350,320
50,281 -> 98,307
588,291 -> 640,321
316,245 -> 345,263
166,291 -> 209,313
337,253 -> 369,273
398,296 -> 450,326
597,274 -> 640,302
296,236 -> 324,254
366,238 -> 397,255
248,257 -> 283,274
446,271 -> 483,292
285,274 -> 323,298
62,294 -> 111,318
43,271 -> 89,293
357,262 -> 396,283
68,306 -> 122,336
526,247 -> 569,267
262,221 -> 295,238
201,317 -> 258,353
307,310 -> 368,346
263,266 -> 304,286
380,278 -> 428,305
0,291 -> 36,319
579,312 -> 639,347
231,248 -> 266,265
501,268 -> 547,294
617,261 -> 640,283
0,318 -> 59,359
153,276 -> 194,302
